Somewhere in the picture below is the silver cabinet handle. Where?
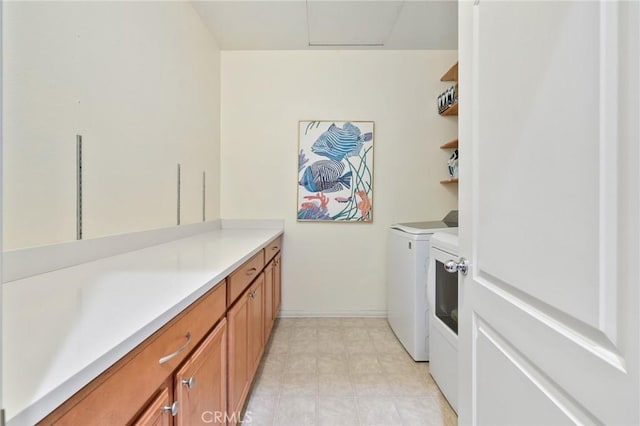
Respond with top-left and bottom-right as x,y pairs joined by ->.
246,267 -> 257,276
248,290 -> 255,299
159,332 -> 191,364
182,376 -> 196,389
444,258 -> 469,276
271,246 -> 279,251
164,401 -> 179,416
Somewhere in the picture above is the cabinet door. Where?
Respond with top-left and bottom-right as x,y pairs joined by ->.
247,273 -> 265,376
133,386 -> 172,426
263,261 -> 274,343
273,253 -> 282,315
174,318 -> 227,426
227,292 -> 249,418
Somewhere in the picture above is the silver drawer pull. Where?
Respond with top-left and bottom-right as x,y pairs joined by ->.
271,246 -> 279,250
164,401 -> 179,416
182,376 -> 196,389
159,332 -> 191,364
245,267 -> 257,276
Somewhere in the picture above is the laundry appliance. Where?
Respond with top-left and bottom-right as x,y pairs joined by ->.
386,211 -> 457,361
428,231 -> 461,412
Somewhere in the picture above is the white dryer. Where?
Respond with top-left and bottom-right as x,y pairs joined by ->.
386,213 -> 457,361
428,231 -> 460,412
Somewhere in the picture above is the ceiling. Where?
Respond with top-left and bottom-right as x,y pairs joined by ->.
191,1 -> 458,50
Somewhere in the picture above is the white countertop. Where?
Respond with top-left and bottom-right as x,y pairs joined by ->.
3,227 -> 283,425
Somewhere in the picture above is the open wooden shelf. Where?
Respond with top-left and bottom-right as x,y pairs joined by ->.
439,102 -> 458,116
440,178 -> 459,184
440,139 -> 458,149
440,62 -> 458,82
438,61 -> 459,187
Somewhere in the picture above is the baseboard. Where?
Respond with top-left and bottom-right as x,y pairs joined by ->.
4,220 -> 221,282
278,310 -> 387,318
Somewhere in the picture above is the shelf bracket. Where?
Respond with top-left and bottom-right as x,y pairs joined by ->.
76,135 -> 83,240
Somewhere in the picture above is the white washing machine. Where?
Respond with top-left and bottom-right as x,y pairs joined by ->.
428,231 -> 460,412
386,213 -> 457,361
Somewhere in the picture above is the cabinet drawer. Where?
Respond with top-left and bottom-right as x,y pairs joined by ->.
42,281 -> 227,426
265,236 -> 282,263
228,251 -> 265,306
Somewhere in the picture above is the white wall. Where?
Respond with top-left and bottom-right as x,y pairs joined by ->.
3,1 -> 221,249
221,50 -> 458,315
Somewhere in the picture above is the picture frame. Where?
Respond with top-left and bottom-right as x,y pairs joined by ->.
297,120 -> 374,222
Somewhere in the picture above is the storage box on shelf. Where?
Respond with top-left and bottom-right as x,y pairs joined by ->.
439,62 -> 458,116
39,235 -> 283,426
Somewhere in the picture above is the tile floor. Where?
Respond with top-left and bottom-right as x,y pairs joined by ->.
244,317 -> 457,426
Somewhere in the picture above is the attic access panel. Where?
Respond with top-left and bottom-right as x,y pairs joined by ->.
306,1 -> 404,46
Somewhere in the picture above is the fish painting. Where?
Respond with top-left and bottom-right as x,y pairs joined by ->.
297,201 -> 331,220
334,196 -> 352,203
298,193 -> 331,220
298,149 -> 309,172
311,122 -> 373,162
356,190 -> 372,220
299,160 -> 352,193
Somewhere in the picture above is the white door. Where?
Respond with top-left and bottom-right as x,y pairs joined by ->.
458,1 -> 639,425
1,2 -> 4,421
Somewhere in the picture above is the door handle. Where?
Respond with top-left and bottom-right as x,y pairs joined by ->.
444,258 -> 469,276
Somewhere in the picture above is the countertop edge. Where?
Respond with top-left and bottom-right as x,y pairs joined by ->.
5,228 -> 284,426
3,221 -> 222,283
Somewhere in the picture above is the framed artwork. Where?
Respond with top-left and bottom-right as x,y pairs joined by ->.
297,120 -> 374,222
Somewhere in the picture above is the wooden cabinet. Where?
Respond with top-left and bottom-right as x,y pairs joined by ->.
273,253 -> 282,315
247,275 -> 265,376
227,285 -> 250,420
228,273 -> 265,422
41,282 -> 227,426
39,235 -> 283,426
174,319 -> 227,426
263,251 -> 282,345
264,236 -> 282,263
263,260 -> 274,342
133,385 -> 173,426
227,251 -> 265,305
